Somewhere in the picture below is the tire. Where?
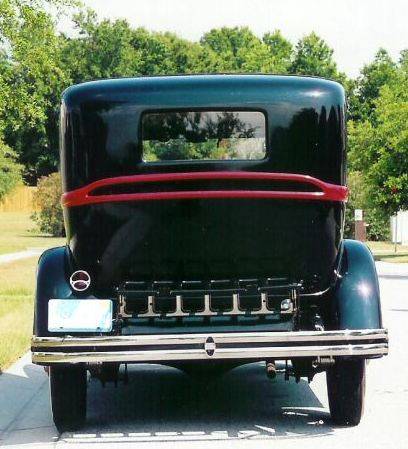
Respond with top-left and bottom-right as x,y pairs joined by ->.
50,365 -> 87,432
326,358 -> 366,426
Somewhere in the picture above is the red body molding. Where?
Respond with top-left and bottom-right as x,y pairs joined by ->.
62,172 -> 348,207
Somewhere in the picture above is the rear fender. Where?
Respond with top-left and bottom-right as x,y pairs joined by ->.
34,246 -> 74,336
332,239 -> 382,330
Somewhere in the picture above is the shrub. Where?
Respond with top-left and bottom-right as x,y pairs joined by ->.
32,172 -> 65,237
364,208 -> 390,241
344,171 -> 390,241
0,140 -> 22,201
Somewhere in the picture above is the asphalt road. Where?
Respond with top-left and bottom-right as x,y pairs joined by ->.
0,275 -> 407,449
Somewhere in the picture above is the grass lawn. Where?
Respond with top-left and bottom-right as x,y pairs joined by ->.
366,241 -> 408,263
378,255 -> 408,263
0,211 -> 66,371
0,212 -> 65,255
0,257 -> 37,372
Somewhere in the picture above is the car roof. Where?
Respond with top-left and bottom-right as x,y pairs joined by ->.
62,74 -> 345,109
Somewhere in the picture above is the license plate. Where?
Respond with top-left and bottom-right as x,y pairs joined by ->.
48,299 -> 112,332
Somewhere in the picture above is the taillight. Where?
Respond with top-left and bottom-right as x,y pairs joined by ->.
69,270 -> 91,292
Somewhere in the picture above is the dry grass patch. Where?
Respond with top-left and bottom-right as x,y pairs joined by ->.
0,212 -> 65,370
366,241 -> 408,254
0,297 -> 33,371
375,254 -> 408,263
0,212 -> 65,255
0,257 -> 38,371
366,241 -> 408,263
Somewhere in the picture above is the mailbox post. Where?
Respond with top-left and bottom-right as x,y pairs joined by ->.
354,209 -> 366,241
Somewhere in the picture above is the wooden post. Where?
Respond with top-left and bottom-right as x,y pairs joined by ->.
354,209 -> 366,242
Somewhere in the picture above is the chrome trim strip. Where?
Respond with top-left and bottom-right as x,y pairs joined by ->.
32,343 -> 388,364
32,329 -> 388,348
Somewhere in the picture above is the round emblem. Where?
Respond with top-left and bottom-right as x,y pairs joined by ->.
69,270 -> 91,292
204,336 -> 216,357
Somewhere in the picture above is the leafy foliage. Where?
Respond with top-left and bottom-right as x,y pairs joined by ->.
344,171 -> 390,240
349,67 -> 408,217
289,32 -> 345,82
348,49 -> 397,121
0,0 -> 74,182
0,139 -> 22,200
31,172 -> 64,236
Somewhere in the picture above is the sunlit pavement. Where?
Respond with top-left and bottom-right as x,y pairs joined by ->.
0,249 -> 44,265
0,274 -> 407,449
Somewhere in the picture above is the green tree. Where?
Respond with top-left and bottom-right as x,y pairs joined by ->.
0,139 -> 22,200
262,30 -> 293,73
344,170 -> 389,240
399,49 -> 408,71
349,66 -> 408,217
62,12 -> 222,81
0,0 -> 75,182
348,49 -> 397,121
200,27 -> 262,71
62,9 -> 140,82
290,32 -> 345,82
200,27 -> 293,74
157,32 -> 220,74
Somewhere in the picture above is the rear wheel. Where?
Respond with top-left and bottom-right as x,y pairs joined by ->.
50,365 -> 87,432
326,359 -> 366,426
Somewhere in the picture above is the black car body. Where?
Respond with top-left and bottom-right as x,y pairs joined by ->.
31,75 -> 388,431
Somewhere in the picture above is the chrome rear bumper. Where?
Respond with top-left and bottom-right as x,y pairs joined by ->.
31,329 -> 388,365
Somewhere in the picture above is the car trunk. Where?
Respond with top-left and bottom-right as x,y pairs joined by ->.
66,197 -> 343,296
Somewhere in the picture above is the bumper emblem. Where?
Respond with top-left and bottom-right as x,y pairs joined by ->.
204,336 -> 216,356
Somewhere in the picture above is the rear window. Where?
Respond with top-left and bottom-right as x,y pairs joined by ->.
142,110 -> 266,162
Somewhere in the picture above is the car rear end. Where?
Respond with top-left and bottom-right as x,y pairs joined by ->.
31,75 -> 387,430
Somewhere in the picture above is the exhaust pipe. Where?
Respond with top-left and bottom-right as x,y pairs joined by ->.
266,360 -> 276,379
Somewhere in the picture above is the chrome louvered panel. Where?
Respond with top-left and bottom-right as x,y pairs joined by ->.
251,292 -> 270,315
117,278 -> 299,319
195,294 -> 218,317
166,295 -> 190,318
223,293 -> 247,316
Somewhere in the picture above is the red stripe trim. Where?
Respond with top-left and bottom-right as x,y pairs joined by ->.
62,172 -> 348,207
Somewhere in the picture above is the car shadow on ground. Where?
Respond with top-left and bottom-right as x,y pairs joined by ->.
63,362 -> 334,444
1,361 -> 336,446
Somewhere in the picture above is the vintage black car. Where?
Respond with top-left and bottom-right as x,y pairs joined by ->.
31,74 -> 388,431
